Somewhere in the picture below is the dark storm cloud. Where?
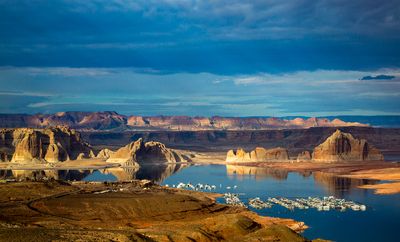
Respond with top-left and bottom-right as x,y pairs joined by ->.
0,0 -> 399,73
361,75 -> 396,81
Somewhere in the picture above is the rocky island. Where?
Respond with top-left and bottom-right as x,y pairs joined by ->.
226,147 -> 289,163
0,126 -> 94,163
311,129 -> 384,162
226,130 -> 384,163
99,138 -> 190,166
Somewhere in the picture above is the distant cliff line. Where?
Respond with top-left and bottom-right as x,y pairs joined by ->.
0,111 -> 368,131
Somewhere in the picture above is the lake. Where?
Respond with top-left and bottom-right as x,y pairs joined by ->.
1,163 -> 399,242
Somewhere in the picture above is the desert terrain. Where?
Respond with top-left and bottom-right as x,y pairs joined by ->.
0,180 -> 326,242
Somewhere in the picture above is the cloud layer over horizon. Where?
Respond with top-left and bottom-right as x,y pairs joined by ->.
1,67 -> 399,116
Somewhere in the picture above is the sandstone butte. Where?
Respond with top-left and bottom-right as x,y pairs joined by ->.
0,126 -> 94,163
311,129 -> 384,162
0,127 -> 188,166
296,150 -> 312,162
97,138 -> 189,166
226,147 -> 289,163
0,111 -> 368,131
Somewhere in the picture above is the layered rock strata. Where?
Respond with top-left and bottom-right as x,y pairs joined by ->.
226,147 -> 289,162
297,151 -> 312,162
312,130 -> 384,162
98,138 -> 189,166
0,111 -> 368,131
0,127 -> 94,163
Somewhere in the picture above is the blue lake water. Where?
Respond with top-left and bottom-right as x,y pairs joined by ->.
161,164 -> 400,242
2,164 -> 400,242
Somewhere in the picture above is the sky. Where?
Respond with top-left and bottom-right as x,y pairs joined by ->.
0,0 -> 399,116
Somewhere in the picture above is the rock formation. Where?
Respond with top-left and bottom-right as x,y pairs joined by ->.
226,147 -> 289,163
0,127 -> 191,166
297,151 -> 312,162
96,148 -> 113,159
0,112 -> 368,131
0,127 -> 94,163
99,138 -> 189,166
312,130 -> 384,162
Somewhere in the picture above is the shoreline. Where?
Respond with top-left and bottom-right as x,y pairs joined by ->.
2,157 -> 400,195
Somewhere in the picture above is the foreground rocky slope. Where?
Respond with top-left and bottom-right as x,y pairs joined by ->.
98,138 -> 190,166
0,127 -> 94,163
312,130 -> 384,162
0,181 -> 323,241
0,111 -> 367,130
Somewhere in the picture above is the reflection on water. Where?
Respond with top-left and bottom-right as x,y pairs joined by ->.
226,164 -> 289,180
160,164 -> 400,242
0,162 -> 189,183
0,164 -> 378,195
0,169 -> 92,181
313,171 -> 379,196
226,165 -> 379,195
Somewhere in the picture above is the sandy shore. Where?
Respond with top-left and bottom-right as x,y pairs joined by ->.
0,180 -> 325,241
338,167 -> 400,194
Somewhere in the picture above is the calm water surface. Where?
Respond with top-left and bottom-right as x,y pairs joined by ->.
1,164 -> 399,242
161,164 -> 400,242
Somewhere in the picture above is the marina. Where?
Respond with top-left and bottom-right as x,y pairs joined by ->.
168,182 -> 367,212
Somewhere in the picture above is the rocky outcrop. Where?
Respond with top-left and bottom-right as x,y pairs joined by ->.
100,138 -> 189,166
297,151 -> 312,162
96,148 -> 114,159
0,112 -> 368,131
0,127 -> 94,163
103,139 -> 143,166
312,130 -> 384,162
226,147 -> 289,163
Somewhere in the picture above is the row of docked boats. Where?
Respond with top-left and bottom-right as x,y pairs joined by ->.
222,193 -> 366,212
223,193 -> 247,207
294,196 -> 367,211
263,196 -> 366,211
166,182 -> 237,191
169,183 -> 366,212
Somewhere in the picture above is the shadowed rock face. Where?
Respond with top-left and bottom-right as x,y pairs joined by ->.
0,111 -> 367,131
99,138 -> 190,166
312,130 -> 384,162
297,151 -> 312,162
226,147 -> 289,162
0,127 -> 94,163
